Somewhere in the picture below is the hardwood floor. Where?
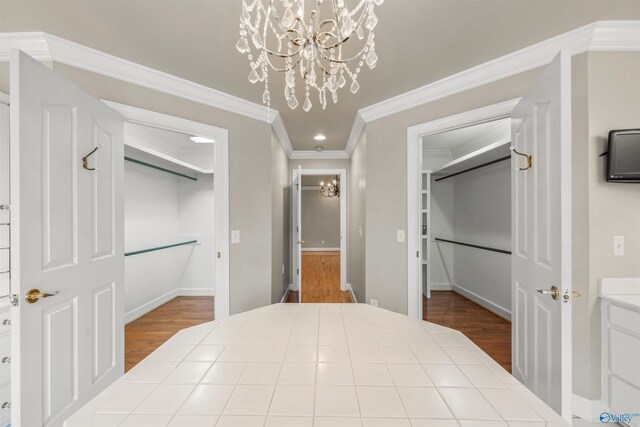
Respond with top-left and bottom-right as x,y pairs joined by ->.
125,296 -> 214,372
424,291 -> 512,372
287,251 -> 352,303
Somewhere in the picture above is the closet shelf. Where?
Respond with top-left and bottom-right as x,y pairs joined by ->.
125,240 -> 198,257
431,139 -> 511,181
125,143 -> 213,177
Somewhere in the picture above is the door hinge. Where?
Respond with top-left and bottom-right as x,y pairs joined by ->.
297,268 -> 299,275
0,204 -> 9,211
217,252 -> 221,259
416,251 -> 420,258
9,293 -> 19,307
296,226 -> 299,233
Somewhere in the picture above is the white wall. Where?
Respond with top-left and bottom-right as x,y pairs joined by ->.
124,160 -> 214,323
451,161 -> 512,319
301,189 -> 341,249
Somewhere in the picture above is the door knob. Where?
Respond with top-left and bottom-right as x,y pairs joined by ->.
25,289 -> 60,304
536,286 -> 559,300
297,240 -> 305,244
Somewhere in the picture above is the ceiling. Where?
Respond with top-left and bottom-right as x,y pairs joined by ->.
1,1 -> 638,151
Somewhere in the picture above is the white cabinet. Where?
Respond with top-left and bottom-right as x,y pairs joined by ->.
600,278 -> 640,427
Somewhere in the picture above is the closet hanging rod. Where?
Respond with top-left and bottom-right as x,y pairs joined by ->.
125,240 -> 198,257
435,237 -> 511,255
124,157 -> 198,181
434,155 -> 511,182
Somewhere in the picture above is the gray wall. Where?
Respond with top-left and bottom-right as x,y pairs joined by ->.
21,62 -> 279,316
271,131 -> 290,303
451,161 -> 511,318
572,51 -> 640,400
365,68 -> 543,315
349,132 -> 367,303
301,189 -> 340,248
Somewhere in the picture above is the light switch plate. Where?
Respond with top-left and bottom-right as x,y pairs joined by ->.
613,235 -> 624,256
231,230 -> 240,244
397,229 -> 405,243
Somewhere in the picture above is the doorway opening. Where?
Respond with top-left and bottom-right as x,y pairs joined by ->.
419,117 -> 513,372
289,168 -> 350,303
104,102 -> 230,372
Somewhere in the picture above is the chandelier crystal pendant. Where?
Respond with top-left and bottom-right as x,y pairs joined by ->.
236,0 -> 384,111
320,175 -> 340,198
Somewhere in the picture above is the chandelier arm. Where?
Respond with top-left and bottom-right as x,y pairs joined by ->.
317,41 -> 369,64
317,2 -> 370,50
263,52 -> 304,73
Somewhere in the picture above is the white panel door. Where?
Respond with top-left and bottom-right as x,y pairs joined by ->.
292,171 -> 303,300
10,51 -> 124,427
511,52 -> 572,420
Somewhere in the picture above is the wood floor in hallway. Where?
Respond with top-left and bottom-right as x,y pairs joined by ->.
424,291 -> 512,373
287,251 -> 352,303
125,296 -> 214,372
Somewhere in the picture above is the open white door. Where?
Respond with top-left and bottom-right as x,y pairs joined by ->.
291,170 -> 303,300
10,51 -> 124,427
511,52 -> 572,420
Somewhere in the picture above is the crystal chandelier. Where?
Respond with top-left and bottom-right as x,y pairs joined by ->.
236,0 -> 384,111
320,175 -> 340,198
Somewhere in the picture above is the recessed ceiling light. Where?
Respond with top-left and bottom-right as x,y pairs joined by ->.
314,134 -> 326,141
190,136 -> 215,143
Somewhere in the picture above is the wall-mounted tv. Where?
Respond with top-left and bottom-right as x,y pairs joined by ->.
607,129 -> 640,183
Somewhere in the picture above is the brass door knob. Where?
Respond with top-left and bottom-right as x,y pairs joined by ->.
25,289 -> 60,304
536,286 -> 559,300
297,240 -> 305,244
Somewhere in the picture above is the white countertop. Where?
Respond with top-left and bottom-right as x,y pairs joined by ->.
66,303 -> 570,427
599,277 -> 640,311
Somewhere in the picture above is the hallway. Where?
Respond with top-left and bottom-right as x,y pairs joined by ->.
287,251 -> 352,303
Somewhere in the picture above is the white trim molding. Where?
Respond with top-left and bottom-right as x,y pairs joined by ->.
301,247 -> 341,252
290,150 -> 350,160
345,113 -> 365,156
0,32 -> 273,123
280,284 -> 293,304
272,113 -> 294,156
0,31 -> 297,158
572,394 -> 606,423
358,21 -> 640,124
347,283 -> 358,303
452,284 -> 511,321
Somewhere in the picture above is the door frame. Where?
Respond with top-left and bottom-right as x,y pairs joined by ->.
406,99 -> 520,320
291,168 -> 348,298
104,101 -> 230,320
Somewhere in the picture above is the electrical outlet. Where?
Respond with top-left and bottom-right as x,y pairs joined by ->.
397,229 -> 405,243
359,226 -> 363,238
613,235 -> 624,256
282,264 -> 285,275
231,230 -> 240,244
370,299 -> 378,307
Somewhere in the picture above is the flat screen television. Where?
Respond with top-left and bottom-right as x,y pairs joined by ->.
607,129 -> 640,183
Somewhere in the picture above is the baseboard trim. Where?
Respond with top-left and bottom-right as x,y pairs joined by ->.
573,394 -> 606,422
280,284 -> 293,303
452,284 -> 511,321
347,283 -> 358,303
125,288 -> 215,324
430,283 -> 454,291
301,248 -> 341,252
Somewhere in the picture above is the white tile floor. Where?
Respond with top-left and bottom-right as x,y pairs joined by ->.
66,303 -> 574,427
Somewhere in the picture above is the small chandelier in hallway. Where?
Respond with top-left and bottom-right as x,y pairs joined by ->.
236,0 -> 384,111
320,175 -> 340,198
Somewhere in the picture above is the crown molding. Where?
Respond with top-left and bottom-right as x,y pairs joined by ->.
345,113 -> 365,157
290,150 -> 350,160
271,113 -> 294,156
358,21 -> 640,124
0,31 -> 274,124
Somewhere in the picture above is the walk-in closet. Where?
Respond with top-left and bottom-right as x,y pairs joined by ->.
123,122 -> 215,324
421,118 -> 513,320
